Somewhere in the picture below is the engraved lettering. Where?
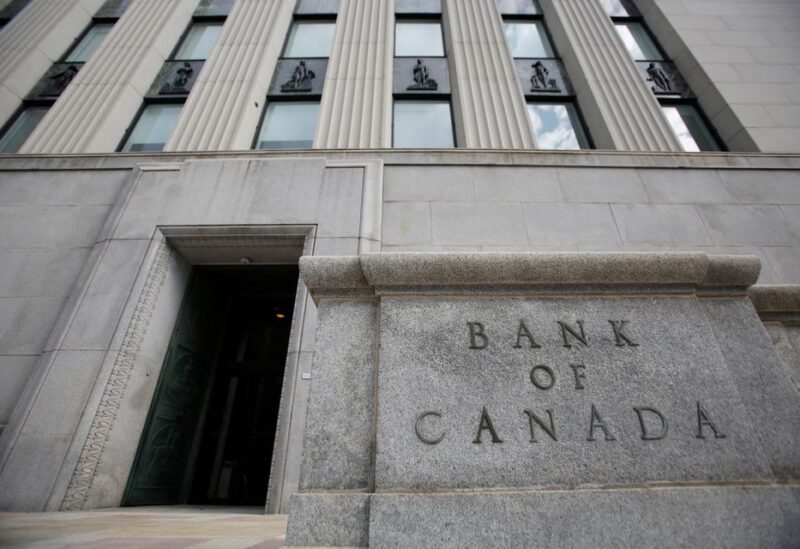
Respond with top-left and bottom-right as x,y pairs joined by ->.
467,322 -> 488,349
558,320 -> 588,348
587,403 -> 615,441
415,411 -> 445,445
473,406 -> 503,443
696,402 -> 726,439
634,407 -> 668,440
530,365 -> 555,390
609,320 -> 639,347
524,409 -> 558,442
569,363 -> 586,389
512,320 -> 541,349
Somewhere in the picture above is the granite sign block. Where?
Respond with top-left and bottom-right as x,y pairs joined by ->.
376,296 -> 771,489
287,252 -> 800,548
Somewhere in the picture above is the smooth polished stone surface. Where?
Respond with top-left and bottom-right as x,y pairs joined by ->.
375,296 -> 774,489
369,486 -> 800,549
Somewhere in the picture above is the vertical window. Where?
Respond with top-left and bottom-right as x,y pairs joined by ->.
614,22 -> 663,61
392,4 -> 454,148
256,102 -> 320,149
0,106 -> 49,153
283,21 -> 336,58
64,23 -> 114,62
527,102 -> 589,150
661,104 -> 720,152
121,104 -> 183,152
597,0 -> 631,17
174,22 -> 223,60
394,100 -> 454,148
0,0 -> 31,28
256,5 -> 338,150
119,6 -> 228,152
395,21 -> 445,57
503,21 -> 554,58
0,0 -> 127,152
601,0 -> 722,151
501,1 -> 591,149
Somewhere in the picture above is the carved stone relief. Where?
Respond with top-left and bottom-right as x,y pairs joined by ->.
156,61 -> 201,96
514,58 -> 573,97
636,61 -> 691,98
269,59 -> 327,96
28,63 -> 83,100
394,57 -> 450,95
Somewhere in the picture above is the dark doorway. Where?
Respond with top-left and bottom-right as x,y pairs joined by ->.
123,265 -> 298,507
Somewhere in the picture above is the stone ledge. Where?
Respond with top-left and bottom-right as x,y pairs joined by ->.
369,486 -> 800,549
299,252 -> 760,297
749,285 -> 800,314
749,285 -> 800,323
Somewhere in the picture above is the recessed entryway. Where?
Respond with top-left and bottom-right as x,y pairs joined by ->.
123,265 -> 299,507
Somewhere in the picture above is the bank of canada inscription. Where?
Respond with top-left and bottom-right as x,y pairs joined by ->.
413,319 -> 727,445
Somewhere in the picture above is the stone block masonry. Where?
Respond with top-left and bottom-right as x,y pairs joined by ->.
287,251 -> 800,548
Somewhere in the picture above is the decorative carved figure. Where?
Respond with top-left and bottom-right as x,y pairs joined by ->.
531,61 -> 559,92
46,64 -> 79,96
160,62 -> 194,94
174,61 -> 194,89
646,62 -> 671,92
407,59 -> 438,91
281,60 -> 316,92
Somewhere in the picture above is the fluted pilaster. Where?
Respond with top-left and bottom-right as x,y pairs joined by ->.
443,0 -> 535,149
165,0 -> 294,151
0,0 -> 104,127
314,0 -> 393,149
21,0 -> 198,153
540,0 -> 680,151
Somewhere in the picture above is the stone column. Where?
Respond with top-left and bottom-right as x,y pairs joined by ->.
20,0 -> 199,154
539,0 -> 681,151
0,0 -> 105,128
314,0 -> 393,149
443,0 -> 535,149
165,0 -> 294,152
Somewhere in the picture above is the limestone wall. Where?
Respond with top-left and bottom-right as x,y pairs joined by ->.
0,150 -> 797,513
640,0 -> 800,153
0,168 -> 129,437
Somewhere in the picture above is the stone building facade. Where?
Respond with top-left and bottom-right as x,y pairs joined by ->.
0,1 -> 798,542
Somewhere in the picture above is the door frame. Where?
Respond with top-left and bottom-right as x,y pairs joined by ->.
58,225 -> 316,513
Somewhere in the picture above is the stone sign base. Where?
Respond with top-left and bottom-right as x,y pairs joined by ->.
286,253 -> 800,548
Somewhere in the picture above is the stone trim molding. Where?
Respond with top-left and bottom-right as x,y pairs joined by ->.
59,224 -> 317,512
299,252 -> 760,296
749,285 -> 800,324
60,238 -> 172,511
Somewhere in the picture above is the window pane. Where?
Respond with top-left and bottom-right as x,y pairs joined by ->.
496,0 -> 540,16
503,21 -> 554,58
122,104 -> 182,152
0,106 -> 48,153
597,0 -> 629,17
395,22 -> 444,57
527,102 -> 589,150
662,104 -> 719,152
284,22 -> 336,58
175,22 -> 223,60
65,23 -> 113,62
257,102 -> 319,149
615,22 -> 663,61
393,101 -> 454,148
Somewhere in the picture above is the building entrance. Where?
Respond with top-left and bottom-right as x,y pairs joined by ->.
122,265 -> 298,507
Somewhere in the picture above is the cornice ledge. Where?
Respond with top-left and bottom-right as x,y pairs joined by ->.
300,252 -> 762,298
748,285 -> 800,321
